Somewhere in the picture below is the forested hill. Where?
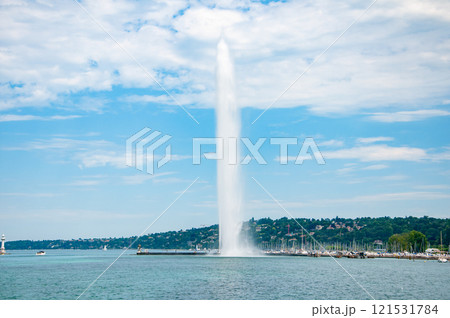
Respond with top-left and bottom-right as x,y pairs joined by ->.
5,216 -> 450,250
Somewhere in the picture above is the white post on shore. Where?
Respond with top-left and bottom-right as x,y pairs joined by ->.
0,234 -> 5,254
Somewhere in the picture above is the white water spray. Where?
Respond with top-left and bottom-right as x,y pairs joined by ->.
216,38 -> 250,256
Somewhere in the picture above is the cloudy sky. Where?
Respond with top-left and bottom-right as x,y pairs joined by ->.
1,0 -> 449,240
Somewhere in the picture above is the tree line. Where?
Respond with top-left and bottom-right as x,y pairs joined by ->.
5,216 -> 449,251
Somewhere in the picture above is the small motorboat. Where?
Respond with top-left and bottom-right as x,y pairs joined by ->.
437,258 -> 448,263
36,251 -> 46,255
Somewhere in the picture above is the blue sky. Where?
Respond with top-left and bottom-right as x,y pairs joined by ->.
0,0 -> 449,240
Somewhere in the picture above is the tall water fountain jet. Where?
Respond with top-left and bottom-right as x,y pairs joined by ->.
216,38 -> 247,256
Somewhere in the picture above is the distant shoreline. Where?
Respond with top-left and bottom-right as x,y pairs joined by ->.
4,216 -> 450,252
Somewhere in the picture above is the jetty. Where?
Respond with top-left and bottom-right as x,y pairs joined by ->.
136,245 -> 208,256
137,250 -> 208,255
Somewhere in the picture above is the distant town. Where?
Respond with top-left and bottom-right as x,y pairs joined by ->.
5,216 -> 449,253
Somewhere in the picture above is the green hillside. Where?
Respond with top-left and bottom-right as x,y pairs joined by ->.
5,216 -> 450,251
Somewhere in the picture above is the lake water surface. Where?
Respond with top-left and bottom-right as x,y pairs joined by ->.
1,250 -> 448,300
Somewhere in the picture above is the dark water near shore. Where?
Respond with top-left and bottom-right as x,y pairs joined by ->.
0,250 -> 448,300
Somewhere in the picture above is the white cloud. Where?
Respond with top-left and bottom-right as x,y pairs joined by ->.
368,110 -> 450,122
76,151 -> 125,169
173,7 -> 246,41
123,95 -> 172,104
247,191 -> 450,211
68,179 -> 103,186
0,208 -> 144,221
193,200 -> 217,208
323,145 -> 427,162
23,138 -> 113,151
0,192 -> 59,198
122,172 -> 176,185
0,0 -> 449,116
381,175 -> 407,181
356,137 -> 394,144
244,199 -> 306,211
67,175 -> 108,186
336,167 -> 355,175
4,135 -> 193,171
3,137 -> 126,169
274,141 -> 450,163
0,114 -> 81,122
319,139 -> 344,147
361,164 -> 389,170
318,191 -> 450,205
428,150 -> 450,161
414,184 -> 450,190
324,144 -> 450,162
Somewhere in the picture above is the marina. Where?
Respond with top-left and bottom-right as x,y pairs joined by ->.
134,244 -> 450,261
262,249 -> 450,261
